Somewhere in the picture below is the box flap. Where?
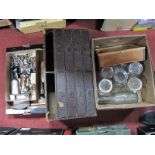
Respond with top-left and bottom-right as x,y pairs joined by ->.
6,44 -> 43,52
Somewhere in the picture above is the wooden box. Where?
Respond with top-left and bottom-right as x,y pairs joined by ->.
45,29 -> 96,120
92,35 -> 155,110
96,46 -> 145,67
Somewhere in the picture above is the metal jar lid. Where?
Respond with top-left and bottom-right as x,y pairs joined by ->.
100,67 -> 114,79
99,79 -> 113,94
127,77 -> 143,93
113,69 -> 128,85
128,62 -> 143,76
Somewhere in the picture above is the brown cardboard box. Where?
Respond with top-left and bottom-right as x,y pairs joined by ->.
92,35 -> 155,110
5,45 -> 46,115
16,19 -> 66,34
0,19 -> 12,27
100,19 -> 138,31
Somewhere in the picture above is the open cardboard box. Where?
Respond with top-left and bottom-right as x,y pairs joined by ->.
92,35 -> 155,110
5,45 -> 46,115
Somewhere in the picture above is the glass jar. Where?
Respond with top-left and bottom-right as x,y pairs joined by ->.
127,77 -> 143,93
113,69 -> 128,85
98,79 -> 113,96
100,67 -> 114,79
128,62 -> 143,76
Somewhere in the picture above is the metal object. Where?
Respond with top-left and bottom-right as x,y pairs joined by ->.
11,53 -> 37,100
98,79 -> 113,95
11,54 -> 36,76
127,77 -> 142,93
100,67 -> 114,79
128,62 -> 143,76
98,92 -> 138,104
113,69 -> 128,85
0,127 -> 17,135
137,126 -> 155,135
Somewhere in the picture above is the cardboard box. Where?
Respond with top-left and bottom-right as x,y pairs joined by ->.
0,19 -> 12,28
92,35 -> 155,110
15,19 -> 66,33
5,45 -> 46,115
101,19 -> 138,31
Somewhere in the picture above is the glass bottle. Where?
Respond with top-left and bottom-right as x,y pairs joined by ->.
11,67 -> 19,95
98,92 -> 138,105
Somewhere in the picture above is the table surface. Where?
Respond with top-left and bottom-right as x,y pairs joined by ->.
1,19 -> 155,134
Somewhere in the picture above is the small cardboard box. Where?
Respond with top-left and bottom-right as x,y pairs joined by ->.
15,19 -> 66,34
0,19 -> 12,28
92,35 -> 155,110
5,45 -> 46,115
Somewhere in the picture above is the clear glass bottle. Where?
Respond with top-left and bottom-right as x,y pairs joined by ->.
11,68 -> 19,95
98,92 -> 138,105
